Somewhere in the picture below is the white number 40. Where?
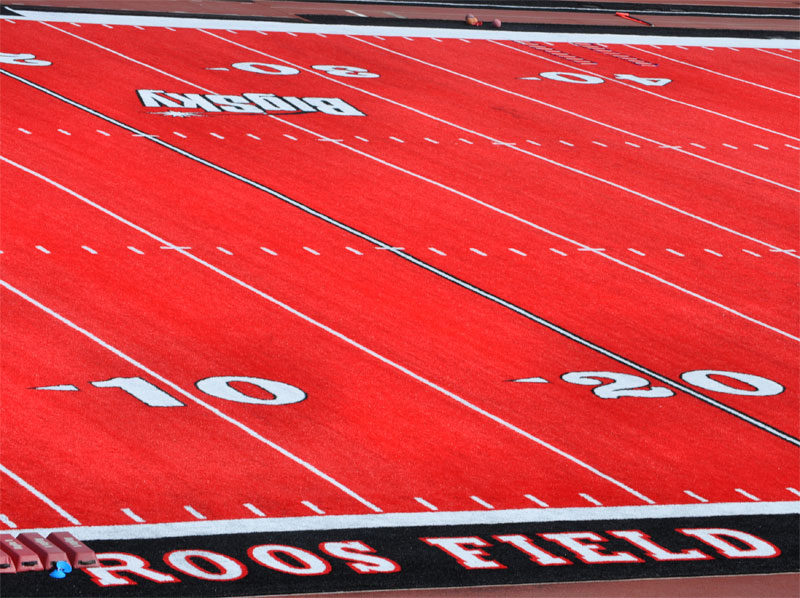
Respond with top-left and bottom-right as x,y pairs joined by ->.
524,72 -> 671,87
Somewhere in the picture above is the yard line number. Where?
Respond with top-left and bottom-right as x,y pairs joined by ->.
521,72 -> 671,86
90,376 -> 306,407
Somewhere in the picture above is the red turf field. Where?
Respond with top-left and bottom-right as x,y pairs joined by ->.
0,12 -> 798,596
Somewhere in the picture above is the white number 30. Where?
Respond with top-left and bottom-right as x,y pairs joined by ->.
0,52 -> 51,66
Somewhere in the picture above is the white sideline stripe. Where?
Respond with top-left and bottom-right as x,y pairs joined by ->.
13,10 -> 798,47
217,246 -> 233,255
469,248 -> 487,256
0,464 -> 81,524
627,46 -> 800,99
787,487 -> 800,498
742,249 -> 761,257
35,245 -> 50,254
268,116 -> 800,343
127,245 -> 145,255
0,514 -> 17,528
81,245 -> 97,254
0,280 -> 382,514
628,248 -> 646,256
488,39 -> 800,146
244,503 -> 266,517
428,247 -> 446,256
14,501 -> 800,541
199,34 -> 800,258
509,248 -> 526,256
121,508 -> 145,523
0,158 -> 655,506
666,248 -> 685,257
303,246 -> 320,255
18,127 -> 31,134
260,247 -> 277,255
346,246 -> 363,255
704,249 -> 723,257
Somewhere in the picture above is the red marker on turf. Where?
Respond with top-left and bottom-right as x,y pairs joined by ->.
615,12 -> 653,27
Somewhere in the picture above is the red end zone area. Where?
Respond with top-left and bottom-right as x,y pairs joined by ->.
0,9 -> 798,597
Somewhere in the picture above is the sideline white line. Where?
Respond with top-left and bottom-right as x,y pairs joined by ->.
415,497 -> 438,511
0,464 -> 81,525
755,48 -> 800,62
121,508 -> 145,523
626,46 -> 800,99
0,158 -> 655,505
11,10 -> 798,48
0,279 -> 383,515
684,491 -> 708,503
244,503 -> 265,517
184,505 -> 207,520
14,501 -> 800,541
0,514 -> 17,528
200,32 -> 799,256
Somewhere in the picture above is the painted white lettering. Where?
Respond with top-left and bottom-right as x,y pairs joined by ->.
539,532 -> 642,563
319,541 -> 400,574
249,545 -> 331,575
420,537 -> 505,569
678,528 -> 780,559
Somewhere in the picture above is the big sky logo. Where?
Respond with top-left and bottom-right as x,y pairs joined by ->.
136,90 -> 365,116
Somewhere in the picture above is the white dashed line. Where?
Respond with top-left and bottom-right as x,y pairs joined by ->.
303,246 -> 320,256
18,128 -> 31,135
244,503 -> 266,517
390,136 -> 404,143
785,144 -> 800,150
247,133 -> 260,140
432,37 -> 442,42
128,246 -> 145,255
754,144 -> 769,150
470,248 -> 487,256
525,494 -> 549,508
459,138 -> 473,144
373,36 -> 385,41
559,140 -> 574,147
173,131 -> 187,138
35,245 -> 50,254
526,140 -> 541,146
58,129 -> 71,136
578,247 -> 605,252
592,141 -> 607,147
683,490 -> 708,503
102,24 -> 113,29
704,249 -> 723,257
459,39 -> 471,43
676,46 -> 687,50
666,248 -> 685,257
302,501 -> 325,515
70,23 -> 80,27
580,493 -> 603,506
217,247 -> 233,255
414,497 -> 439,511
729,47 -> 739,51
549,248 -> 567,256
345,246 -> 363,255
690,143 -> 705,149
787,487 -> 800,498
355,136 -> 369,142
287,32 -> 297,36
97,129 -> 110,136
81,245 -> 98,255
735,489 -> 760,502
628,248 -> 646,256
723,143 -> 738,149
165,27 -> 176,32
210,132 -> 224,139
260,247 -> 277,256
424,137 -> 439,144
0,514 -> 17,528
470,496 -> 495,510
509,248 -> 527,256
428,247 -> 446,256
284,134 -> 297,141
625,141 -> 640,148
316,33 -> 327,38
742,249 -> 761,257
701,47 -> 714,51
346,9 -> 368,17
121,508 -> 145,523
134,26 -> 144,30
184,505 -> 206,520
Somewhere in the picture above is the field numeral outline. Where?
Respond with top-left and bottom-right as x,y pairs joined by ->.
524,72 -> 671,86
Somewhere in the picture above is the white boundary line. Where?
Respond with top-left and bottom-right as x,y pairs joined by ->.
3,10 -> 798,48
624,45 -> 800,99
0,279 -> 383,515
0,463 -> 81,525
13,501 -> 800,541
0,157 -> 656,506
